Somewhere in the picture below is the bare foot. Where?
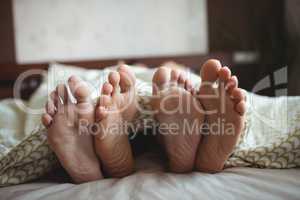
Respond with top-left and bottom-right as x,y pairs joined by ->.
94,65 -> 137,178
41,76 -> 102,183
151,67 -> 204,173
195,59 -> 246,173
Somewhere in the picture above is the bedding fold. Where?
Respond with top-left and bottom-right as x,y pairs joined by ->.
0,63 -> 299,187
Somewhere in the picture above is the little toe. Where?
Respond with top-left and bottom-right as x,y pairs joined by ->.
101,82 -> 113,96
68,75 -> 91,103
200,59 -> 222,83
152,67 -> 171,95
118,65 -> 136,93
219,66 -> 231,82
41,113 -> 53,128
235,100 -> 246,115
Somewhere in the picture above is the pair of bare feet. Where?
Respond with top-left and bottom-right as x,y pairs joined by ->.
41,59 -> 246,183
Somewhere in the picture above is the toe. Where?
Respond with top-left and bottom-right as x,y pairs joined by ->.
108,71 -> 120,90
56,84 -> 68,103
171,69 -> 180,83
68,76 -> 93,123
219,66 -> 231,82
152,67 -> 171,95
118,65 -> 136,93
184,79 -> 193,92
235,100 -> 246,115
95,106 -> 108,122
191,88 -> 197,96
101,82 -> 113,95
226,76 -> 238,92
41,113 -> 52,128
68,75 -> 91,103
50,90 -> 57,103
200,59 -> 222,83
50,90 -> 62,107
98,95 -> 112,108
231,88 -> 244,103
45,99 -> 56,116
178,73 -> 186,87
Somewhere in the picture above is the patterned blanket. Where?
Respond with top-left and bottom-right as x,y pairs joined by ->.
0,63 -> 299,187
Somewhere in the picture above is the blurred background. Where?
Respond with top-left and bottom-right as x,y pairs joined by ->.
0,0 -> 298,99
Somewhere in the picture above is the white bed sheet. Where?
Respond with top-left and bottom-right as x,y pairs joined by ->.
1,156 -> 299,200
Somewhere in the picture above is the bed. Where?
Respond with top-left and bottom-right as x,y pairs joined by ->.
0,57 -> 299,199
0,166 -> 299,200
1,0 -> 299,198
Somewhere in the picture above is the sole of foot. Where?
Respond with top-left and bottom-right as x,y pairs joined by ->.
151,67 -> 204,173
94,65 -> 137,178
41,76 -> 103,183
195,59 -> 246,173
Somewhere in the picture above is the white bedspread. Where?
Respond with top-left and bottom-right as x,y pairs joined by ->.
0,166 -> 299,200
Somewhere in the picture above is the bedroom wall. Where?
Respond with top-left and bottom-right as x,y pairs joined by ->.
12,0 -> 208,64
286,0 -> 300,95
0,1 -> 15,63
207,0 -> 287,95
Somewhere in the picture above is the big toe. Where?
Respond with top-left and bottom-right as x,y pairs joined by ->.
200,59 -> 222,83
68,75 -> 94,123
